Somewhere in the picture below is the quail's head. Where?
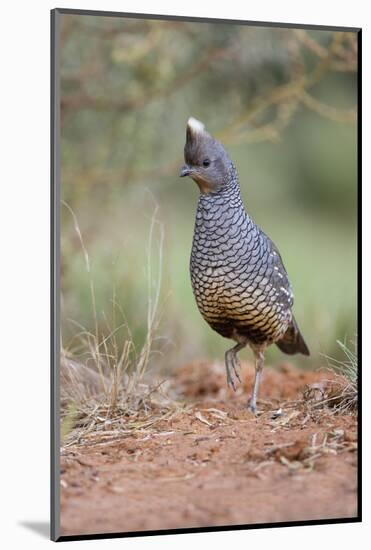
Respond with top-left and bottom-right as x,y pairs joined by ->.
180,117 -> 232,193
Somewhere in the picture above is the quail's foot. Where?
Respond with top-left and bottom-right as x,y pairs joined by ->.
247,397 -> 258,415
225,350 -> 241,391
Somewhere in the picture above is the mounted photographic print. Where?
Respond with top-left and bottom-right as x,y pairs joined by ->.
51,8 -> 361,541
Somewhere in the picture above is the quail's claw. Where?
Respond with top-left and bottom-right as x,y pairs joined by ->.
231,356 -> 241,383
247,398 -> 258,415
225,350 -> 241,392
227,370 -> 237,391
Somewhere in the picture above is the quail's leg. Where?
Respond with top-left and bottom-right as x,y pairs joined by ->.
225,342 -> 245,391
248,351 -> 265,414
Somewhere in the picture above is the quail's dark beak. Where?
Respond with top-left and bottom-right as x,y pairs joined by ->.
180,164 -> 191,177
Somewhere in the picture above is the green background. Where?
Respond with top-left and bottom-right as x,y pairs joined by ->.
60,15 -> 357,372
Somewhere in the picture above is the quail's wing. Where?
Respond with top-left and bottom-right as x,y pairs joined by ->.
264,234 -> 294,310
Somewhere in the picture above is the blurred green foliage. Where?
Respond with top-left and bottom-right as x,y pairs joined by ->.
60,14 -> 357,371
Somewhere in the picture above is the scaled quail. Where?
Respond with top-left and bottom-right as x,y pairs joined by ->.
180,117 -> 309,413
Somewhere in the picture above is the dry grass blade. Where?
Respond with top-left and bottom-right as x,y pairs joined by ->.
321,338 -> 358,413
61,202 -> 168,443
194,411 -> 213,427
298,338 -> 358,415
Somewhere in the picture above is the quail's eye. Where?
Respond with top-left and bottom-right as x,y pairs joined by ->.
202,158 -> 210,167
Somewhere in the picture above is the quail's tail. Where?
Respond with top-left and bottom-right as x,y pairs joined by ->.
276,316 -> 310,356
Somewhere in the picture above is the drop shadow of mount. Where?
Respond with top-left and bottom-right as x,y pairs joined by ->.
19,521 -> 49,539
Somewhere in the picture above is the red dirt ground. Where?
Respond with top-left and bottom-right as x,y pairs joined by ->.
60,362 -> 358,537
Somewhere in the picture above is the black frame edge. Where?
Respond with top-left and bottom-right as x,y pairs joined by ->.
53,7 -> 361,32
51,7 -> 61,543
57,517 -> 361,543
356,28 -> 362,522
